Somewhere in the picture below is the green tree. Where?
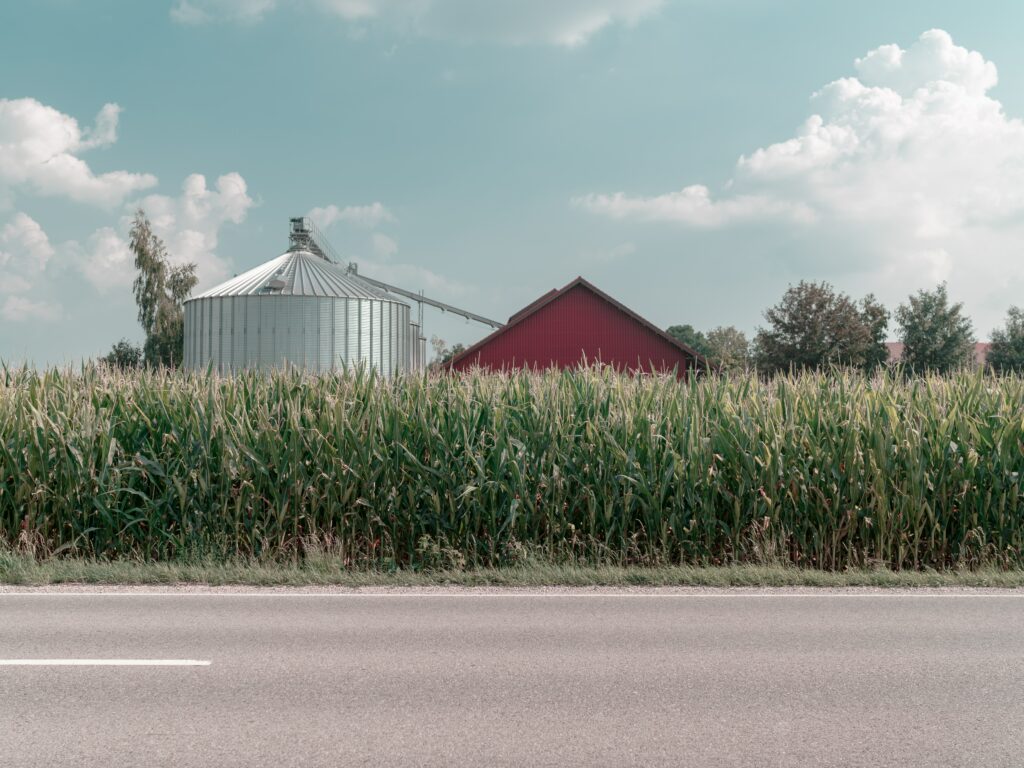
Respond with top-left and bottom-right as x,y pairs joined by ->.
665,324 -> 710,356
859,293 -> 891,370
129,210 -> 197,368
100,339 -> 143,370
895,283 -> 975,373
703,325 -> 749,371
753,281 -> 889,374
987,306 -> 1024,373
428,336 -> 467,369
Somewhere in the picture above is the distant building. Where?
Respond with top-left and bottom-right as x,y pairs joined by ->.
448,277 -> 709,377
885,342 -> 991,366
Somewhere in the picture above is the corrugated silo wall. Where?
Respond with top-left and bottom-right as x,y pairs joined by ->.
408,322 -> 423,371
184,296 -> 410,375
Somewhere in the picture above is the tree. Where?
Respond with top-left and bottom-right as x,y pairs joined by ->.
666,324 -> 710,356
428,336 -> 467,369
100,339 -> 143,370
752,281 -> 889,374
129,210 -> 197,368
703,326 -> 750,372
895,283 -> 975,373
987,306 -> 1024,373
859,293 -> 891,371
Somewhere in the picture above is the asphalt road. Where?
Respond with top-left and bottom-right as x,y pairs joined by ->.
2,589 -> 1024,767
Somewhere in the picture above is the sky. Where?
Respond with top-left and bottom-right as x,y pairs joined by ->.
3,0 -> 1024,364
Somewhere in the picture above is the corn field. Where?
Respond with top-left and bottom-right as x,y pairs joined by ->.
1,364 -> 1023,570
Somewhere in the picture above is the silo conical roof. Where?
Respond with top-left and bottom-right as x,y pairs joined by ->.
192,249 -> 401,302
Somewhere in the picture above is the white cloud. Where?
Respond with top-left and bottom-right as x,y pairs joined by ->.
0,98 -> 157,208
0,275 -> 31,295
371,232 -> 398,259
170,0 -> 277,24
1,295 -> 61,323
68,227 -> 134,292
174,0 -> 663,46
577,29 -> 1024,333
65,171 -> 254,293
79,103 -> 122,150
309,202 -> 395,228
575,186 -> 814,227
131,172 -> 255,288
854,30 -> 996,97
319,0 -> 664,46
0,212 -> 55,273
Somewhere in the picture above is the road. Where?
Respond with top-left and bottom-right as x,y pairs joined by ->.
2,589 -> 1023,767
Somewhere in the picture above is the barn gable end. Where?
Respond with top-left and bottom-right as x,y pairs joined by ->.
448,277 -> 707,376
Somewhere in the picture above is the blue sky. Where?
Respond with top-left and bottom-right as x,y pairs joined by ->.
3,0 -> 1024,363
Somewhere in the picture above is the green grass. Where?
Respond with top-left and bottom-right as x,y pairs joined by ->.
2,363 -> 1024,572
2,553 -> 1024,588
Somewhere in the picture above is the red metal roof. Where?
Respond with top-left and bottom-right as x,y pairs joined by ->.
886,341 -> 990,365
448,277 -> 709,376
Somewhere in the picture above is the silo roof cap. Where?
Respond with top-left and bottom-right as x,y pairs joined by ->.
190,249 -> 406,302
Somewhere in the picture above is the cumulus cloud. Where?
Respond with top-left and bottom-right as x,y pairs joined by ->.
130,172 -> 255,287
173,0 -> 663,46
0,98 -> 157,208
49,170 -> 253,295
64,172 -> 253,292
67,227 -> 134,292
0,212 -> 61,320
0,275 -> 31,295
309,202 -> 395,228
1,295 -> 61,323
79,103 -> 122,150
575,186 -> 814,227
577,29 -> 1024,332
853,30 -> 997,97
0,212 -> 55,273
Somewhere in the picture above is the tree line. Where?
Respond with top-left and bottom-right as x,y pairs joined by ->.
103,211 -> 1024,376
669,281 -> 1024,374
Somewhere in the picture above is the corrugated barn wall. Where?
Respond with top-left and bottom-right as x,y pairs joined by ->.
449,279 -> 702,377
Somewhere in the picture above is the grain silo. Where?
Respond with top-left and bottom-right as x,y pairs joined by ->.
183,218 -> 414,375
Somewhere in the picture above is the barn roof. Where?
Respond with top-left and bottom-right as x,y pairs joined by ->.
886,341 -> 991,366
448,276 -> 711,371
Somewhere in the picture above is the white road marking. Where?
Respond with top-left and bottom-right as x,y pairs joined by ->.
0,591 -> 1022,598
0,659 -> 210,666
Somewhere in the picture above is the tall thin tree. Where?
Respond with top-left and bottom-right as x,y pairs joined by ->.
129,210 -> 197,368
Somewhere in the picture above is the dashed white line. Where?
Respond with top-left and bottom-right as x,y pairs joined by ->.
0,659 -> 211,666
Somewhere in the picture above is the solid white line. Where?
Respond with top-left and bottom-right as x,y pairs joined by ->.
0,592 -> 1022,598
0,659 -> 210,666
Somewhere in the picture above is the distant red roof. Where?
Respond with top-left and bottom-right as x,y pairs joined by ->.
886,341 -> 990,365
448,277 -> 709,377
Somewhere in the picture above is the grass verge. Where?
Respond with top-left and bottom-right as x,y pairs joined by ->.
3,554 -> 1024,588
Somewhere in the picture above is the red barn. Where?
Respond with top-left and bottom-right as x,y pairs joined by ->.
448,277 -> 708,377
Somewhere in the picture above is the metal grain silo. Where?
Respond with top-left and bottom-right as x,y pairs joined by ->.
183,219 -> 412,375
